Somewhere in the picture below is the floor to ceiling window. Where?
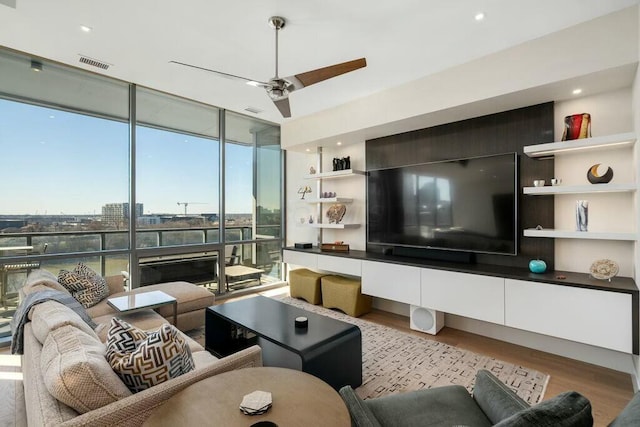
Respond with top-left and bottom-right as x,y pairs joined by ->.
225,112 -> 282,290
0,48 -> 284,342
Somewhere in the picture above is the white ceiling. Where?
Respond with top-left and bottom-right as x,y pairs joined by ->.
0,0 -> 638,124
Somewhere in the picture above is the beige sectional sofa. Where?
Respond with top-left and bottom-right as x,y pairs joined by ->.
18,269 -> 263,426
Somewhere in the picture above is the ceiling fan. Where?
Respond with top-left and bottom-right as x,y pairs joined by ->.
170,16 -> 367,118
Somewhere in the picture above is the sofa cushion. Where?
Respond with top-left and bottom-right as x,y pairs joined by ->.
94,311 -> 205,353
106,318 -> 195,393
29,300 -> 98,345
493,391 -> 593,427
126,281 -> 214,316
85,296 -> 117,318
366,385 -> 492,427
22,269 -> 70,296
58,263 -> 109,308
40,324 -> 132,414
93,310 -> 167,341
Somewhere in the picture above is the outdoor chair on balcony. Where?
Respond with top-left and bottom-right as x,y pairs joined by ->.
225,245 -> 239,266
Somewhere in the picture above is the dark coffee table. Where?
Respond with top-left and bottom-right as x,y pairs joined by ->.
205,296 -> 362,390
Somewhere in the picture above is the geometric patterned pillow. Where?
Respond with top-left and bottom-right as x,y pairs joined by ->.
106,318 -> 195,393
57,262 -> 109,308
105,317 -> 150,360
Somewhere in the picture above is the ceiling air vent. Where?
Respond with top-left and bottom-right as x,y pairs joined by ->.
78,55 -> 110,70
244,107 -> 263,114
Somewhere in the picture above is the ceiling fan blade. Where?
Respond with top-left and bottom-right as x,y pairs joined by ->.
291,58 -> 367,89
272,97 -> 291,118
169,60 -> 270,87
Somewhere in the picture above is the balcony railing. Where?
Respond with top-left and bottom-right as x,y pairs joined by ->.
0,224 -> 282,284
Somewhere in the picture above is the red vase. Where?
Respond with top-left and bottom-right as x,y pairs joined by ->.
561,113 -> 591,141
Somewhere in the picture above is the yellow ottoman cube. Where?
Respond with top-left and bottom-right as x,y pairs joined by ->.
289,268 -> 327,305
321,275 -> 372,317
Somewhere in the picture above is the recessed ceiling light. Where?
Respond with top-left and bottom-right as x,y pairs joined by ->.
572,88 -> 583,95
474,12 -> 485,21
337,141 -> 342,146
305,148 -> 310,152
80,25 -> 92,32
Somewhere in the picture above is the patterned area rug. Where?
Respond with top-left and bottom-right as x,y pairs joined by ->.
189,295 -> 549,404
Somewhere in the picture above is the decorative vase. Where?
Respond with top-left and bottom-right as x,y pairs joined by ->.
529,259 -> 547,274
575,200 -> 588,232
561,113 -> 591,141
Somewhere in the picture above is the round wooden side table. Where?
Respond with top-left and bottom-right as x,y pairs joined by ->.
143,367 -> 351,427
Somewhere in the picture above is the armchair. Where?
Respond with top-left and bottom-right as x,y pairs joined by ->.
339,369 -> 593,427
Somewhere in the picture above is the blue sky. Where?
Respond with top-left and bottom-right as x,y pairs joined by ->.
0,99 -> 261,215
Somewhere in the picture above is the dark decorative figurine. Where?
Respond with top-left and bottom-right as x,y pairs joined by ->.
332,156 -> 351,171
587,163 -> 613,184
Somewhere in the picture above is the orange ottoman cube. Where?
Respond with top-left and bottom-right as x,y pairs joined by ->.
289,268 -> 327,305
321,275 -> 372,317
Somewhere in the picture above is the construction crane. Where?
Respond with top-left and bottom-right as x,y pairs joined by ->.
177,202 -> 206,216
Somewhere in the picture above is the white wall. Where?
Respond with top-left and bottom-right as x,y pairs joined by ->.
286,142 -> 367,250
286,150 -> 320,247
553,89 -> 635,275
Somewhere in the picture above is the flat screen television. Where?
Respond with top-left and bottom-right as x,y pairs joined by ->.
367,152 -> 518,256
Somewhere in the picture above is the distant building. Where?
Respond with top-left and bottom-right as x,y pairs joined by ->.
101,203 -> 143,228
138,215 -> 162,226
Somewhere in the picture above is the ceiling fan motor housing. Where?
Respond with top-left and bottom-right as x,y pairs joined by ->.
268,16 -> 286,30
267,78 -> 292,100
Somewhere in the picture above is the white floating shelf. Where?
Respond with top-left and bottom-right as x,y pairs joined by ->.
304,169 -> 366,180
523,183 -> 637,195
305,197 -> 354,203
524,228 -> 637,241
524,132 -> 636,158
308,223 -> 360,229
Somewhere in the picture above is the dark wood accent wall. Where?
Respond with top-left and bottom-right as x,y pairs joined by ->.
366,102 -> 555,269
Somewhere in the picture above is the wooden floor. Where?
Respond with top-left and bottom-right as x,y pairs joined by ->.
361,308 -> 635,427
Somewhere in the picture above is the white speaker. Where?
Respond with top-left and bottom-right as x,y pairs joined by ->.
410,305 -> 444,335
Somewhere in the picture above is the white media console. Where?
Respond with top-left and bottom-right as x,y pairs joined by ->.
283,248 -> 638,355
